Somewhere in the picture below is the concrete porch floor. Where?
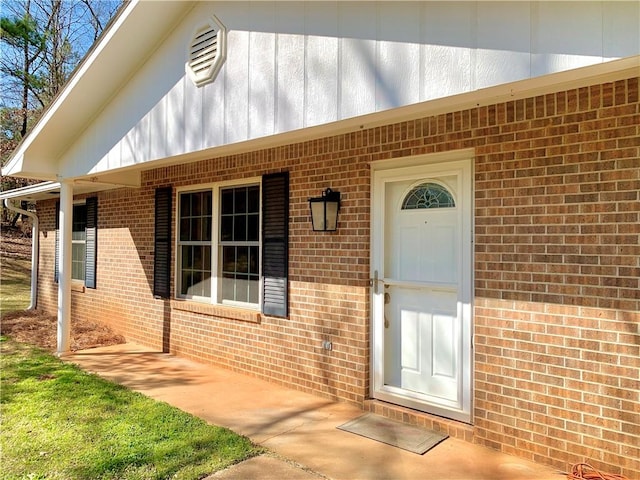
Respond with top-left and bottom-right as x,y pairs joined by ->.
69,343 -> 563,480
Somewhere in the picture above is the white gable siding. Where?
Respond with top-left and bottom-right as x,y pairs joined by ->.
275,3 -> 305,132
61,1 -> 640,178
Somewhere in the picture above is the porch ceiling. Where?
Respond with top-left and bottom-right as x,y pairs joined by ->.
0,183 -> 110,203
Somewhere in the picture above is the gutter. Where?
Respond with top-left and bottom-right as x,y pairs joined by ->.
3,199 -> 39,310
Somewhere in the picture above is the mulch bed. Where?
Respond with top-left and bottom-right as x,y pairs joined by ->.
1,309 -> 125,352
1,222 -> 125,352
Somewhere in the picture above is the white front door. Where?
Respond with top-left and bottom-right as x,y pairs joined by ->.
371,154 -> 472,423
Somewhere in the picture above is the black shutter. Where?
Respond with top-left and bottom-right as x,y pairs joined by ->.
261,172 -> 289,317
54,201 -> 60,283
85,197 -> 98,289
154,187 -> 172,299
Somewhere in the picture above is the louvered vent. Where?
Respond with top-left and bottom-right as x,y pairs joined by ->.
186,15 -> 226,87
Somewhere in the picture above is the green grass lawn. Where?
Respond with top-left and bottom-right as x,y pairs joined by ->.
0,256 -> 32,314
0,245 -> 260,478
0,338 -> 260,479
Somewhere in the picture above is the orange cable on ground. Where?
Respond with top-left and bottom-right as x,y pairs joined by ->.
566,463 -> 630,480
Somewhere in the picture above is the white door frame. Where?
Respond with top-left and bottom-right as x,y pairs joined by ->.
370,149 -> 474,423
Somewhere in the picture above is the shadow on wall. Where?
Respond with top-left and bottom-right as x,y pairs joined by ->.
72,1 -> 640,179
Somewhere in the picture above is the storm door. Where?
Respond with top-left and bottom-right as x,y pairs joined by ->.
371,156 -> 472,423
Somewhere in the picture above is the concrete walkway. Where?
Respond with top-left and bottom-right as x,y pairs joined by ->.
69,343 -> 563,480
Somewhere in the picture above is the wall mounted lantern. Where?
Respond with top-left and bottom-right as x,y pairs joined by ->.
308,188 -> 341,231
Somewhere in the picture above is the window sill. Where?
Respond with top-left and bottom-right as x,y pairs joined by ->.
71,281 -> 85,293
170,299 -> 261,324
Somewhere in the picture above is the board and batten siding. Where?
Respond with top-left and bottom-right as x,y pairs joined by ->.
61,1 -> 640,178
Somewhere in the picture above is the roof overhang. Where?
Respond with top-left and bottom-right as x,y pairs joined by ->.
0,182 -> 61,202
0,168 -> 141,202
2,0 -> 195,180
2,0 -> 638,184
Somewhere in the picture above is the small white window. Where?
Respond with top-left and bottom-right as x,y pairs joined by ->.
402,183 -> 455,210
71,203 -> 87,281
186,15 -> 227,87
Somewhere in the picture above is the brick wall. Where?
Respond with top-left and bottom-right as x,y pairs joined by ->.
36,76 -> 639,477
472,79 -> 639,476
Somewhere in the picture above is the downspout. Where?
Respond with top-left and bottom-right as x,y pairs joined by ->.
3,199 -> 39,310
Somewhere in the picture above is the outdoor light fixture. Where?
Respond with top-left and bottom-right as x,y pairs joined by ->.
308,188 -> 341,231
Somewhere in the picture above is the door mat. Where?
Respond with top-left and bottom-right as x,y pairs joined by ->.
337,413 -> 448,454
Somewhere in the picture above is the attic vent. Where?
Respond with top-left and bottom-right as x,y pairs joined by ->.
186,15 -> 226,87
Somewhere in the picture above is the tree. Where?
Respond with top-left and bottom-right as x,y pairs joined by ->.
1,0 -> 121,222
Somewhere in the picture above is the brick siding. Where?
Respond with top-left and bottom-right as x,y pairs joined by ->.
36,76 -> 639,477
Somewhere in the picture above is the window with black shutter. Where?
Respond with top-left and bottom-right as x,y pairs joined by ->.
173,172 -> 289,317
54,197 -> 97,287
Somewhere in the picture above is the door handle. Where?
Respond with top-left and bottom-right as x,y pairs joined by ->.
370,270 -> 384,294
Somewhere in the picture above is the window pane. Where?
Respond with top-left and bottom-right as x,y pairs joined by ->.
203,191 -> 212,215
180,194 -> 191,217
72,205 -> 87,241
203,246 -> 211,271
249,246 -> 259,274
202,216 -> 212,242
237,246 -> 248,273
180,219 -> 190,241
248,278 -> 259,304
71,205 -> 86,281
72,243 -> 85,281
182,245 -> 192,269
221,216 -> 233,241
248,186 -> 259,213
193,246 -> 203,270
181,269 -> 212,298
201,271 -> 212,298
191,218 -> 201,241
247,214 -> 259,241
235,274 -> 249,302
234,188 -> 246,213
192,193 -> 202,216
221,189 -> 234,215
180,192 -> 212,243
181,271 -> 192,295
234,215 -> 246,241
72,261 -> 84,281
191,271 -> 202,296
221,273 -> 234,301
402,183 -> 455,209
222,246 -> 235,273
180,240 -> 212,298
218,184 -> 260,306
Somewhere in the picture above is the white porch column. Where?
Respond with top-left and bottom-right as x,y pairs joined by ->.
57,180 -> 73,356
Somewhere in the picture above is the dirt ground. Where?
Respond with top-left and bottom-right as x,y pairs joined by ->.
1,223 -> 125,352
0,223 -> 32,257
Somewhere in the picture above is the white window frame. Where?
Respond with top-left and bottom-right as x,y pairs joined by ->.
176,187 -> 213,303
175,177 -> 262,310
71,200 -> 87,283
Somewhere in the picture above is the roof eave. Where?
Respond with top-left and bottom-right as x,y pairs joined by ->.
3,0 -> 195,180
0,182 -> 61,202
